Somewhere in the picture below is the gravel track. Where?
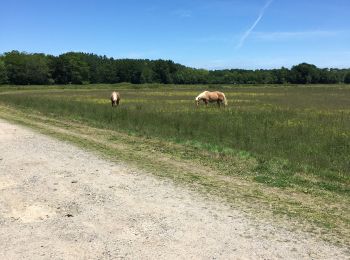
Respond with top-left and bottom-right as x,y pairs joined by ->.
0,119 -> 348,259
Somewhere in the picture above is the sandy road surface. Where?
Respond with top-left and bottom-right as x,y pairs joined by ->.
0,119 -> 348,259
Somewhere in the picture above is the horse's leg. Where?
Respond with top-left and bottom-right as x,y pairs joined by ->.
204,100 -> 208,106
116,99 -> 120,106
217,100 -> 221,107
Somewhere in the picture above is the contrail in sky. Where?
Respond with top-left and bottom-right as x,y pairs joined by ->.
236,0 -> 274,49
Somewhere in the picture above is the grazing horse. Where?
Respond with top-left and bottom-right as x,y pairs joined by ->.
195,91 -> 227,107
110,91 -> 121,107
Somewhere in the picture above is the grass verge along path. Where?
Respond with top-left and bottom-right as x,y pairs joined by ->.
0,104 -> 349,247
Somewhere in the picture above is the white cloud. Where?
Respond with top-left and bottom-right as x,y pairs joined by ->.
236,0 -> 274,49
252,30 -> 345,41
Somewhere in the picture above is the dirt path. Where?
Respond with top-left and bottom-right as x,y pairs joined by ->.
0,119 -> 348,259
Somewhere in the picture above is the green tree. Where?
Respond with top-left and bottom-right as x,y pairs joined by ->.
25,54 -> 51,84
319,69 -> 339,84
140,66 -> 154,83
3,51 -> 28,84
1,50 -> 349,85
53,53 -> 89,84
0,59 -> 8,84
3,51 -> 51,84
290,63 -> 320,84
152,60 -> 174,83
344,72 -> 350,84
272,67 -> 289,84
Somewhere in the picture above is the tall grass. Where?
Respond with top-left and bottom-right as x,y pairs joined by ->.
0,86 -> 349,190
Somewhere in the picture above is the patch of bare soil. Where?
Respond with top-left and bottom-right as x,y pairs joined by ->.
0,119 -> 348,259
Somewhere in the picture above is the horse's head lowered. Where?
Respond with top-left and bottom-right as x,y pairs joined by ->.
195,92 -> 207,107
195,95 -> 200,106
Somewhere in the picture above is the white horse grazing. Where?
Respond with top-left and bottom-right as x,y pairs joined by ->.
110,91 -> 121,107
195,91 -> 227,107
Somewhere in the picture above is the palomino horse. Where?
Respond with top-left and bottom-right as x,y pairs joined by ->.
110,91 -> 121,107
195,91 -> 227,107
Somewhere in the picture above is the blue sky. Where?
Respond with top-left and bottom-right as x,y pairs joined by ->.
1,0 -> 350,69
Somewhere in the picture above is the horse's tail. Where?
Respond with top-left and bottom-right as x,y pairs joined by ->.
222,93 -> 228,106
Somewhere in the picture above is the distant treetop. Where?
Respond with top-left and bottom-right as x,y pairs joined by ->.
0,51 -> 349,85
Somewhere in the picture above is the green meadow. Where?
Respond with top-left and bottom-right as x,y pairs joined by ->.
0,84 -> 349,243
1,85 -> 349,185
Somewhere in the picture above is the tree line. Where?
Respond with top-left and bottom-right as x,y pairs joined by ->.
0,50 -> 350,85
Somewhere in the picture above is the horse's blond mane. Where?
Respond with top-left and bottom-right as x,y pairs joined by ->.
195,91 -> 209,101
111,91 -> 119,101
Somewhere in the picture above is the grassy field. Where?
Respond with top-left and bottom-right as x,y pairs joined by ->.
0,84 -> 349,245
